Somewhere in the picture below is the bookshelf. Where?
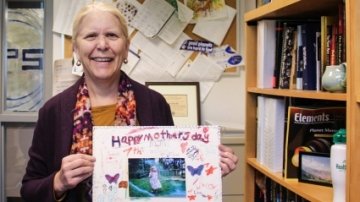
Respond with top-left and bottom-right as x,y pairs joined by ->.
244,0 -> 360,201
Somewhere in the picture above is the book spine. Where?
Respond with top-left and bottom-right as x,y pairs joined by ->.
257,20 -> 276,88
279,24 -> 296,89
337,2 -> 345,64
256,96 -> 265,164
302,22 -> 320,90
320,15 -> 336,90
289,29 -> 298,90
316,31 -> 321,90
296,25 -> 303,90
272,21 -> 284,88
326,24 -> 333,66
330,25 -> 338,65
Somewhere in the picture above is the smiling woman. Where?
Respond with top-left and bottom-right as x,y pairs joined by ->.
19,2 -> 238,202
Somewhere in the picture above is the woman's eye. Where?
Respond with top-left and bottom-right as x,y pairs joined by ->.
107,33 -> 119,40
85,34 -> 97,40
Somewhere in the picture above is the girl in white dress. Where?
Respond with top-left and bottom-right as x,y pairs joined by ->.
149,165 -> 162,194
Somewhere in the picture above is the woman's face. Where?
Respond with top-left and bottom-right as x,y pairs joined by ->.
74,9 -> 128,81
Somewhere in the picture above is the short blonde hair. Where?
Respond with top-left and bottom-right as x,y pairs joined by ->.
72,2 -> 129,43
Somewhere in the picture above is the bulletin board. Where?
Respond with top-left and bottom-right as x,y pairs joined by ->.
64,0 -> 239,74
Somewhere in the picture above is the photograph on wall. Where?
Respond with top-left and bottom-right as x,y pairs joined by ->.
92,125 -> 222,202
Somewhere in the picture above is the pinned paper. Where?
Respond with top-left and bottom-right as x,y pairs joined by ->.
180,40 -> 214,53
208,45 -> 243,69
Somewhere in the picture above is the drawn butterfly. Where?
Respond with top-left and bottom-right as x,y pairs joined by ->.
105,173 -> 120,184
187,164 -> 204,176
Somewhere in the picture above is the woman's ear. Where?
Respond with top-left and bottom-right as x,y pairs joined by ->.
73,44 -> 78,56
124,40 -> 130,60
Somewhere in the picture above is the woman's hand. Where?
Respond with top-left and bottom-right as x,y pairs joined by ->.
219,144 -> 238,177
53,154 -> 96,197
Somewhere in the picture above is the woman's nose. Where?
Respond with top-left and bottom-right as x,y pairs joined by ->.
97,36 -> 109,50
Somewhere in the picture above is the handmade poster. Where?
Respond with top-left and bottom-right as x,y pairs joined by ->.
92,126 -> 222,202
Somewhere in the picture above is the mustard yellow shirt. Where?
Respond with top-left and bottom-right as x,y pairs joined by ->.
91,103 -> 117,126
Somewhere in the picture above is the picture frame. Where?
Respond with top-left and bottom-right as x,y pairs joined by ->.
298,152 -> 332,187
145,82 -> 201,126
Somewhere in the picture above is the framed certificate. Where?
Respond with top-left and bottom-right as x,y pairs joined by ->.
145,82 -> 201,126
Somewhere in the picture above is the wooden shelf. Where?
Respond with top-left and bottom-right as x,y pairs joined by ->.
247,87 -> 347,101
244,0 -> 360,201
247,158 -> 333,202
245,0 -> 339,22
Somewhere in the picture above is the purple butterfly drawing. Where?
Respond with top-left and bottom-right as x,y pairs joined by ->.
187,165 -> 204,176
105,173 -> 120,184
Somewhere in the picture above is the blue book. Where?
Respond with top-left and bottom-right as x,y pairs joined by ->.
301,22 -> 321,90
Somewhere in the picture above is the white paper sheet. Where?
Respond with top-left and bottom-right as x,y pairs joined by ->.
53,59 -> 80,96
192,5 -> 236,45
53,0 -> 90,35
128,51 -> 174,84
114,0 -> 142,35
131,32 -> 192,77
199,81 -> 215,102
122,45 -> 141,74
130,0 -> 175,38
158,1 -> 193,45
176,54 -> 225,82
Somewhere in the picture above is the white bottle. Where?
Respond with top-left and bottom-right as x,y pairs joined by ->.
330,128 -> 346,202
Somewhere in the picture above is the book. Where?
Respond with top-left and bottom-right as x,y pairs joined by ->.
289,29 -> 298,90
330,24 -> 338,65
315,31 -> 321,90
337,1 -> 345,65
295,25 -> 304,90
272,20 -> 285,88
283,106 -> 346,179
320,15 -> 337,91
256,96 -> 286,172
256,96 -> 266,165
320,15 -> 337,78
92,126 -> 222,201
278,23 -> 297,89
257,20 -> 276,88
300,22 -> 321,90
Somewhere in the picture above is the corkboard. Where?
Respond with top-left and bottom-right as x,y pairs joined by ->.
64,0 -> 238,73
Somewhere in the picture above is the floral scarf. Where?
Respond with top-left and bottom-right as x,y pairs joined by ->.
70,73 -> 137,155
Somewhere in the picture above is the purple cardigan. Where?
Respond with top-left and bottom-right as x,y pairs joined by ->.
21,73 -> 174,201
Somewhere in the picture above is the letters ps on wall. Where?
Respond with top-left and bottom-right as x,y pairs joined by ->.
92,125 -> 222,202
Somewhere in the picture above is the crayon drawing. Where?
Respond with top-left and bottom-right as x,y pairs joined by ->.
92,126 -> 222,202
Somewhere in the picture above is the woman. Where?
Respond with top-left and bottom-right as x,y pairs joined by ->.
21,2 -> 238,201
